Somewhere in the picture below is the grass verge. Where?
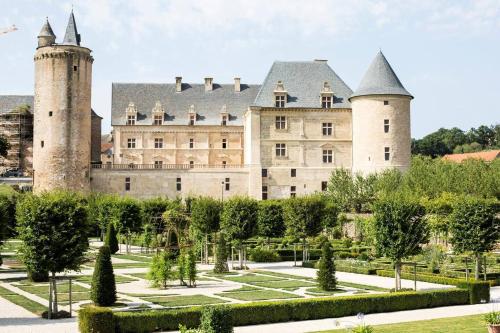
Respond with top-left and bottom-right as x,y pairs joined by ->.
140,294 -> 228,307
216,289 -> 302,301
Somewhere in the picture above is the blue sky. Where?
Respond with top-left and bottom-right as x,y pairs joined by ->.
1,0 -> 499,138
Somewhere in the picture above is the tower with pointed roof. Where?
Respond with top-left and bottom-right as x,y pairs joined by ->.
33,11 -> 93,192
350,51 -> 413,175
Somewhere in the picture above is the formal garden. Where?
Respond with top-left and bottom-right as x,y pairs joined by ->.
0,156 -> 499,332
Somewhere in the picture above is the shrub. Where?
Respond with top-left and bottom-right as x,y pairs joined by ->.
78,306 -> 114,333
456,281 -> 490,304
317,242 -> 336,291
200,306 -> 233,333
249,248 -> 281,262
91,245 -> 117,306
186,249 -> 197,287
484,311 -> 500,325
148,251 -> 174,289
104,222 -> 119,254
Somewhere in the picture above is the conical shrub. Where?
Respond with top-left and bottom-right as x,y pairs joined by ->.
91,245 -> 116,306
317,241 -> 337,291
104,223 -> 119,254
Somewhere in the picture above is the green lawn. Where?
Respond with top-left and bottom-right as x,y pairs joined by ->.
304,287 -> 347,296
252,270 -> 316,281
224,274 -> 285,283
216,289 -> 302,301
15,283 -> 89,294
140,294 -> 228,307
221,286 -> 261,292
337,281 -> 389,292
314,314 -> 487,333
75,274 -> 138,284
112,254 -> 153,263
252,279 -> 316,290
127,272 -> 148,279
0,293 -> 47,314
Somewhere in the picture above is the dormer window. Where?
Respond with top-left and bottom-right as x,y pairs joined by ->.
274,81 -> 287,108
152,101 -> 164,125
320,82 -> 333,108
221,115 -> 227,126
188,105 -> 196,125
220,105 -> 228,126
126,102 -> 137,125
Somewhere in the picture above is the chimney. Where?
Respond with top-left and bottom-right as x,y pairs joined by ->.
234,77 -> 241,92
175,77 -> 182,92
204,77 -> 213,91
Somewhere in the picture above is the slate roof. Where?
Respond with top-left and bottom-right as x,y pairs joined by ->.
38,19 -> 56,38
63,11 -> 81,46
350,51 -> 412,99
253,61 -> 353,108
111,83 -> 260,126
0,96 -> 34,115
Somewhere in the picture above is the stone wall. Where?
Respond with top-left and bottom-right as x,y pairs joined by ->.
91,112 -> 101,163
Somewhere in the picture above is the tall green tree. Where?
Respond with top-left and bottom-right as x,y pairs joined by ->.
213,233 -> 229,273
148,251 -> 174,289
327,169 -> 376,213
317,241 -> 336,291
104,222 -> 119,254
91,245 -> 116,306
0,134 -> 10,158
220,197 -> 258,269
16,191 -> 90,313
114,197 -> 142,253
257,200 -> 285,246
373,195 -> 428,290
190,197 -> 222,263
185,248 -> 197,287
449,196 -> 499,279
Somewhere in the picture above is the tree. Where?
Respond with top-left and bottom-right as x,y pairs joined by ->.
190,197 -> 222,264
91,194 -> 119,241
91,245 -> 116,306
114,197 -> 143,253
0,134 -> 10,158
104,222 -> 119,254
142,197 -> 171,235
256,200 -> 285,246
185,248 -> 197,287
321,200 -> 340,238
220,197 -> 258,269
449,196 -> 499,280
317,242 -> 336,291
213,233 -> 229,273
148,251 -> 174,289
283,195 -> 325,263
373,195 -> 428,290
16,191 -> 89,313
327,169 -> 376,213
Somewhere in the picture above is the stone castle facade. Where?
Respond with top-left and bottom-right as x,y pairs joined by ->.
30,13 -> 413,200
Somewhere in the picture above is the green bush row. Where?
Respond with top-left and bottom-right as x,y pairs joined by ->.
82,289 -> 471,332
248,248 -> 281,262
336,263 -> 377,275
79,307 -> 115,333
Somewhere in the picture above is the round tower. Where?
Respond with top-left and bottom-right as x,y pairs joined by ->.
350,51 -> 413,175
33,12 -> 93,192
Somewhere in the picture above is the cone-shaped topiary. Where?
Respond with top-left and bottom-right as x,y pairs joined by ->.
104,223 -> 119,255
91,245 -> 117,306
214,234 -> 229,274
317,241 -> 337,291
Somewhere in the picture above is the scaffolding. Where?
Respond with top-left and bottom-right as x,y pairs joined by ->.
0,104 -> 33,175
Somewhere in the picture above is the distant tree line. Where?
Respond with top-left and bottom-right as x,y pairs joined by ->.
411,124 -> 500,157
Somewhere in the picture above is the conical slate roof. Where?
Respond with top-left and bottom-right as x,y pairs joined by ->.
63,10 -> 81,45
350,51 -> 412,100
38,19 -> 56,38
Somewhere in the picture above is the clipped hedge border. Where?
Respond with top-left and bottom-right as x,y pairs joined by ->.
78,306 -> 114,333
106,289 -> 469,332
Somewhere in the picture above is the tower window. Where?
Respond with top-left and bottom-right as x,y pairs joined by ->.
189,138 -> 194,149
222,138 -> 227,149
290,186 -> 296,197
385,147 -> 390,161
275,143 -> 286,157
73,65 -> 78,72
49,111 -> 53,117
189,160 -> 194,168
225,177 -> 230,191
262,168 -> 268,177
322,181 -> 328,191
322,122 -> 333,136
321,96 -> 332,108
154,160 -> 163,169
323,149 -> 333,163
41,140 -> 44,148
221,115 -> 227,126
262,185 -> 268,200
176,177 -> 181,191
275,95 -> 286,108
153,115 -> 163,125
384,100 -> 389,105
154,138 -> 163,149
275,116 -> 286,129
127,138 -> 136,149
291,169 -> 296,177
125,177 -> 131,191
127,115 -> 136,125
189,113 -> 196,125
384,119 -> 390,133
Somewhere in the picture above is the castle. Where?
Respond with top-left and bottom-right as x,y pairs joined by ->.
30,12 -> 413,199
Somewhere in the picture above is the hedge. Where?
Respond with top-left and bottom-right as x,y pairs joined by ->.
78,306 -> 114,333
456,281 -> 490,304
102,289 -> 469,332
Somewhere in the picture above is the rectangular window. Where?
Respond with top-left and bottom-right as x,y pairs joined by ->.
385,147 -> 390,161
321,96 -> 332,108
262,186 -> 268,200
154,160 -> 163,169
189,160 -> 194,168
275,95 -> 286,108
275,143 -> 286,157
125,177 -> 131,191
262,169 -> 268,177
291,169 -> 296,177
189,114 -> 196,125
322,122 -> 333,136
222,161 -> 227,167
322,181 -> 328,191
384,100 -> 389,105
176,177 -> 181,191
225,177 -> 230,191
127,138 -> 136,149
384,119 -> 390,133
127,115 -> 136,125
153,115 -> 163,125
189,138 -> 194,149
290,186 -> 296,197
323,149 -> 333,163
221,115 -> 227,126
222,138 -> 227,149
275,116 -> 286,129
49,111 -> 53,117
154,138 -> 163,149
